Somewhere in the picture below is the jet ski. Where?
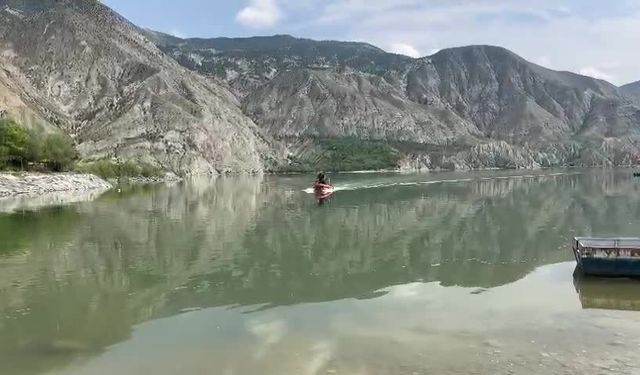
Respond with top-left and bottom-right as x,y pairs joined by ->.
313,182 -> 334,197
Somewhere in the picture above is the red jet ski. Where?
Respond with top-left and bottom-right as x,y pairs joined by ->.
313,173 -> 334,205
313,182 -> 334,198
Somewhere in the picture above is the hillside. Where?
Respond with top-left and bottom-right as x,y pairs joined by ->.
0,0 -> 275,174
145,31 -> 413,98
150,33 -> 640,170
622,81 -> 640,105
0,1 -> 639,173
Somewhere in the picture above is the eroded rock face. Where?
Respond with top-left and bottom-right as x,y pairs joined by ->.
154,33 -> 640,169
0,0 -> 274,174
242,68 -> 479,143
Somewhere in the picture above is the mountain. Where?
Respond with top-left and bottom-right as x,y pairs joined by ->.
0,0 -> 275,174
145,31 -> 413,98
149,32 -> 640,170
1,1 -> 640,173
621,81 -> 640,105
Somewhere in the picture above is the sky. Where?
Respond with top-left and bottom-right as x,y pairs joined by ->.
102,0 -> 640,86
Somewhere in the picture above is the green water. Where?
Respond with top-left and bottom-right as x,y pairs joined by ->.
1,170 -> 640,374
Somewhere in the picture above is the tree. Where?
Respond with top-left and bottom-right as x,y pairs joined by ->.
0,144 -> 6,168
25,129 -> 43,165
41,133 -> 78,171
0,119 -> 29,169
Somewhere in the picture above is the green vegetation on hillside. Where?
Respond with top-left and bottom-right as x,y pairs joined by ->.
0,119 -> 164,178
77,160 -> 163,179
0,118 -> 78,171
321,139 -> 401,171
282,138 -> 402,172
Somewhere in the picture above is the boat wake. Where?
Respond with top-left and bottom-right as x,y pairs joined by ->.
302,172 -> 577,194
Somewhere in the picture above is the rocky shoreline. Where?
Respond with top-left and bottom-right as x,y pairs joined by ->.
0,173 -> 112,198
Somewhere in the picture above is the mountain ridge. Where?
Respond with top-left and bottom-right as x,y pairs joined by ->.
0,1 -> 639,173
147,31 -> 388,55
149,31 -> 623,92
150,32 -> 640,170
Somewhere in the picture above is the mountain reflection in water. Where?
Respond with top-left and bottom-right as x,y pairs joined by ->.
2,170 -> 640,374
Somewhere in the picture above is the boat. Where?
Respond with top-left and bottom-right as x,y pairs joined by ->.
572,237 -> 640,277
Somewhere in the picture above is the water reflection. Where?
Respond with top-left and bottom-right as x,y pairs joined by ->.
1,170 -> 640,374
0,188 -> 109,214
574,276 -> 640,311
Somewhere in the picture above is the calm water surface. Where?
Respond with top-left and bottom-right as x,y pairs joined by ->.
1,170 -> 640,374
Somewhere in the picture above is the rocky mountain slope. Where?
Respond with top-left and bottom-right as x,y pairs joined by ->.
145,32 -> 413,99
151,32 -> 640,170
622,81 -> 640,105
0,1 -> 639,173
0,0 -> 275,174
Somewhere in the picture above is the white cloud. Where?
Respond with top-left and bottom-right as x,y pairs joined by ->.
388,42 -> 421,58
579,67 -> 615,82
236,0 -> 282,28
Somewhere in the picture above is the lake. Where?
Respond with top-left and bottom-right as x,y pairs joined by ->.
1,169 -> 640,374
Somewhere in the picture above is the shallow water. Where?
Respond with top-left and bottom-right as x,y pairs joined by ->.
1,169 -> 640,374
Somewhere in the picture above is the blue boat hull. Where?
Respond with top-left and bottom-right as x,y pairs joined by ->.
577,258 -> 640,277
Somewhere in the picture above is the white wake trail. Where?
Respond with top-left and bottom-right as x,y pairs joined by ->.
302,171 -> 578,194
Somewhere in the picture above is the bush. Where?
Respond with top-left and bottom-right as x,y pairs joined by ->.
41,133 -> 78,171
118,161 -> 141,177
78,160 -> 163,179
320,139 -> 401,171
77,160 -> 117,179
140,164 -> 163,178
276,138 -> 402,172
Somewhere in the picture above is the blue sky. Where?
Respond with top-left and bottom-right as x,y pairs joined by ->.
103,0 -> 640,85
